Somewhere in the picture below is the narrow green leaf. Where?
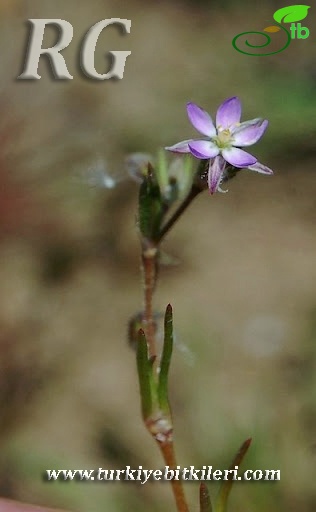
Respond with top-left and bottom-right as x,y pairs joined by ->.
136,329 -> 153,420
273,5 -> 310,23
200,483 -> 213,512
215,438 -> 252,512
138,165 -> 164,240
158,303 -> 173,412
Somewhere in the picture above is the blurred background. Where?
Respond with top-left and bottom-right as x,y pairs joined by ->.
0,0 -> 316,511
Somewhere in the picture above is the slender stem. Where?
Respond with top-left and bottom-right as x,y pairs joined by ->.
141,242 -> 190,512
158,441 -> 190,512
156,184 -> 202,244
139,163 -> 202,512
141,244 -> 158,360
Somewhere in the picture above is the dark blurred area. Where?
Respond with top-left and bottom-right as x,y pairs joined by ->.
0,0 -> 316,511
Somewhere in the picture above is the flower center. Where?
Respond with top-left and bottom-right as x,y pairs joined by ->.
214,129 -> 232,149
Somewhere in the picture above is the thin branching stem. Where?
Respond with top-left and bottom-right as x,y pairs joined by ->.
156,184 -> 202,243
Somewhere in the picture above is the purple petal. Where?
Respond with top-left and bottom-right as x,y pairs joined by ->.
231,119 -> 268,147
187,103 -> 216,137
231,117 -> 261,131
188,140 -> 219,159
247,161 -> 273,174
208,155 -> 226,194
222,147 -> 256,167
216,97 -> 241,129
165,139 -> 193,153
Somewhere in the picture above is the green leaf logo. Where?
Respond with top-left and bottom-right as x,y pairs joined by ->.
273,5 -> 310,23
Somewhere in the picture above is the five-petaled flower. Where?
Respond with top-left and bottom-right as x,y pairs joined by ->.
165,97 -> 273,194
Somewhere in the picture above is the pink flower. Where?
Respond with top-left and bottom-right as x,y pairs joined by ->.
166,97 -> 273,194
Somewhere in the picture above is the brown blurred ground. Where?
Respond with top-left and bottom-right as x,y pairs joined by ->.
0,1 -> 316,511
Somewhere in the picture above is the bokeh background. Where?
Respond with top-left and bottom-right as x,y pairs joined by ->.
0,0 -> 316,511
